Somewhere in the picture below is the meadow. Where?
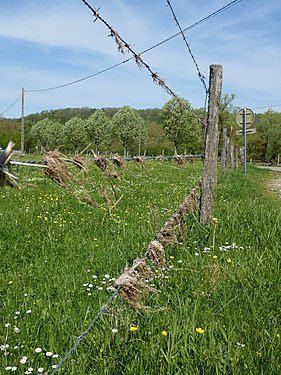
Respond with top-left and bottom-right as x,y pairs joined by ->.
0,158 -> 280,374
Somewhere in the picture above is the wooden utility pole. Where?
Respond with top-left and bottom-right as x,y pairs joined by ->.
199,64 -> 223,224
21,87 -> 25,155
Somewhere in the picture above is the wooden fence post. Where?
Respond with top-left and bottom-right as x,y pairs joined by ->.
199,64 -> 223,224
229,143 -> 234,169
221,128 -> 228,171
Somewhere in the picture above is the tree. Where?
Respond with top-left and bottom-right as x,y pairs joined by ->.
64,117 -> 88,153
111,106 -> 146,157
255,110 -> 281,161
85,110 -> 111,153
45,121 -> 65,150
160,97 -> 201,155
29,118 -> 52,152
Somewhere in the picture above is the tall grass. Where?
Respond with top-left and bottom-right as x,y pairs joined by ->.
0,161 -> 280,374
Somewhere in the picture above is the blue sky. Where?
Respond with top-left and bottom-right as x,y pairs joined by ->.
1,0 -> 281,118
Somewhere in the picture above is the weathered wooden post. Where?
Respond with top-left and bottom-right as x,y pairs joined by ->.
235,146 -> 239,168
199,64 -> 223,224
229,143 -> 234,169
221,128 -> 228,171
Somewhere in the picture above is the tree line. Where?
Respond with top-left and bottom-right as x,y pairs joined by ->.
0,95 -> 280,161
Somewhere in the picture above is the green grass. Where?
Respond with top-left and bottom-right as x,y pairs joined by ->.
0,160 -> 280,374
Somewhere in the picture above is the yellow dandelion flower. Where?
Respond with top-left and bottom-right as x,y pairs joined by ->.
213,255 -> 218,259
213,217 -> 219,224
227,258 -> 232,263
8,280 -> 13,285
196,327 -> 205,334
129,326 -> 138,332
170,256 -> 174,260
161,330 -> 168,336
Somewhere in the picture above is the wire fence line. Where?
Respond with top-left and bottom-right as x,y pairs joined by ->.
49,182 -> 201,374
1,0 -> 244,116
51,287 -> 121,374
165,0 -> 208,97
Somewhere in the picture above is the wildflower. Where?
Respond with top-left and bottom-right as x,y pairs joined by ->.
5,366 -> 12,371
8,281 -> 13,285
37,368 -> 44,373
26,309 -> 32,314
196,327 -> 205,334
104,274 -> 110,279
52,354 -> 59,358
169,256 -> 174,260
227,258 -> 232,263
46,351 -> 53,357
195,252 -> 200,256
35,347 -> 42,353
5,323 -> 11,328
129,326 -> 138,332
14,327 -> 20,333
111,328 -> 118,334
256,351 -> 262,357
213,217 -> 219,224
20,356 -> 28,364
161,330 -> 168,336
27,369 -> 33,372
51,365 -> 57,369
213,255 -> 218,259
11,367 -> 17,371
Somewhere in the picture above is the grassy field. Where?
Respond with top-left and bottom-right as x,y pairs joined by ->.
0,159 -> 280,374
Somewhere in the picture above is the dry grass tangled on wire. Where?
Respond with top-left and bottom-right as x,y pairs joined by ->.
0,141 -> 18,188
114,259 -> 157,310
44,151 -> 75,187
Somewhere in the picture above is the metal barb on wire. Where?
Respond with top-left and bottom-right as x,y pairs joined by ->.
51,287 -> 121,374
80,0 -> 179,101
166,0 -> 208,98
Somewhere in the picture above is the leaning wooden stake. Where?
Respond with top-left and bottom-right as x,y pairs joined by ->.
200,64 -> 223,224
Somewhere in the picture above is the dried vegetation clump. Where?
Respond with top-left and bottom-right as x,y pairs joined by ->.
157,186 -> 200,245
147,240 -> 166,265
0,141 -> 18,188
114,259 -> 157,310
112,155 -> 126,169
44,151 -> 74,187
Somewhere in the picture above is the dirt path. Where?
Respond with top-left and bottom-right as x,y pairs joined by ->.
258,167 -> 281,199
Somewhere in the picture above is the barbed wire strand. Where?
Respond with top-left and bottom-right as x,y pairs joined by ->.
166,0 -> 208,97
25,0 -> 243,95
51,286 -> 121,374
0,95 -> 22,117
50,180 -> 200,374
81,0 -> 178,99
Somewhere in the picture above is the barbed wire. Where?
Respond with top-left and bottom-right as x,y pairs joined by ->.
25,0 -> 244,95
81,0 -> 179,99
51,286 -> 121,374
165,0 -> 208,97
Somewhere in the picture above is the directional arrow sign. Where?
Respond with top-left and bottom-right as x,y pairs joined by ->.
236,128 -> 256,135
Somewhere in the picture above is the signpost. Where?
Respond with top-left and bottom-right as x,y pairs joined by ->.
235,107 -> 255,174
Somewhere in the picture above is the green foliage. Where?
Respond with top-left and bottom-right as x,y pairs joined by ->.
64,117 -> 88,152
29,118 -> 53,150
111,106 -> 146,156
85,110 -> 111,153
0,162 -> 280,374
160,97 -> 202,154
0,118 -> 21,149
